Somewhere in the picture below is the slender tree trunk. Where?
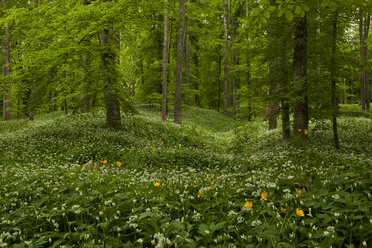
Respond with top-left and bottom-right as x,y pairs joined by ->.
184,0 -> 191,105
331,11 -> 340,150
359,18 -> 365,110
2,0 -> 11,121
293,15 -> 308,138
174,0 -> 185,124
281,53 -> 290,140
81,0 -> 91,113
218,54 -> 222,112
49,90 -> 53,112
162,0 -> 168,121
101,0 -> 121,130
246,0 -> 251,121
223,0 -> 230,116
363,16 -> 370,110
266,36 -> 279,130
194,52 -> 200,106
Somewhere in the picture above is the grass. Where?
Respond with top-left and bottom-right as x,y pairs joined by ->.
0,105 -> 371,247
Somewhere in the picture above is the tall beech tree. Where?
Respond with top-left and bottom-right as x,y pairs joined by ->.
223,0 -> 230,116
100,0 -> 121,130
162,0 -> 168,121
2,0 -> 11,121
292,14 -> 308,139
174,0 -> 185,124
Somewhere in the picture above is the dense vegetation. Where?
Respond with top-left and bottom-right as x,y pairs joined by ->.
0,105 -> 371,247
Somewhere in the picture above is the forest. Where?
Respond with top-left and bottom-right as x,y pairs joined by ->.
0,0 -> 371,247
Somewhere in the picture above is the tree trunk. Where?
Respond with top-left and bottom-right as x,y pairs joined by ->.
281,54 -> 290,141
363,16 -> 370,110
359,18 -> 365,110
218,54 -> 222,112
331,12 -> 340,150
2,0 -> 11,121
223,0 -> 230,116
174,0 -> 185,124
246,0 -> 251,121
293,15 -> 308,139
81,0 -> 91,113
194,51 -> 200,106
162,0 -> 168,121
266,36 -> 279,130
184,0 -> 191,106
101,0 -> 121,130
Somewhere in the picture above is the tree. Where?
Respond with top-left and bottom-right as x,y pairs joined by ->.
174,0 -> 185,124
359,15 -> 370,110
331,10 -> 340,149
223,0 -> 230,116
292,14 -> 308,139
2,0 -> 11,121
162,0 -> 168,121
101,0 -> 121,130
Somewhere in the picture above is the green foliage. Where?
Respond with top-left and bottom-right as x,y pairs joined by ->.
0,107 -> 371,247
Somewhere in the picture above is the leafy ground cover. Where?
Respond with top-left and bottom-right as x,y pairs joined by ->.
0,106 -> 371,247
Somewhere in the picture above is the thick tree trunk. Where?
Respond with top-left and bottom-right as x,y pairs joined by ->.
101,0 -> 121,130
162,0 -> 168,121
223,0 -> 230,116
174,0 -> 185,124
2,0 -> 11,121
293,15 -> 308,138
331,12 -> 340,150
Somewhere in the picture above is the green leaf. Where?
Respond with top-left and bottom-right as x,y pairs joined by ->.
285,9 -> 293,21
301,4 -> 310,12
263,11 -> 270,19
295,5 -> 301,15
321,0 -> 330,8
329,1 -> 337,11
278,8 -> 285,17
138,211 -> 157,220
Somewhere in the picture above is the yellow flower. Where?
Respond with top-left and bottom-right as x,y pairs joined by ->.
135,192 -> 139,196
116,161 -> 122,167
82,166 -> 86,171
296,208 -> 304,217
179,144 -> 182,149
244,201 -> 253,209
298,129 -> 302,132
160,141 -> 164,146
304,129 -> 308,135
100,160 -> 107,164
149,164 -> 153,168
207,187 -> 211,191
280,207 -> 287,214
152,147 -> 156,152
296,189 -> 301,196
198,189 -> 205,197
94,164 -> 97,168
146,146 -> 149,150
261,191 -> 268,199
53,152 -> 56,155
88,161 -> 93,165
154,182 -> 160,187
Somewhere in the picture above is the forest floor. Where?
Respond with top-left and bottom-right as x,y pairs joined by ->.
0,105 -> 371,247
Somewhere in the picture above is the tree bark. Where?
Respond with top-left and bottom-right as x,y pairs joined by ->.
81,0 -> 91,113
101,0 -> 121,130
293,15 -> 308,138
266,36 -> 279,130
223,0 -> 230,116
331,11 -> 340,150
246,0 -> 251,121
184,0 -> 191,106
174,0 -> 185,124
2,0 -> 11,121
162,0 -> 168,121
363,16 -> 370,110
281,54 -> 290,141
